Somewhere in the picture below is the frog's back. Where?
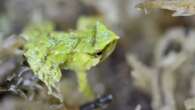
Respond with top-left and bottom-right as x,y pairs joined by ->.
23,22 -> 81,92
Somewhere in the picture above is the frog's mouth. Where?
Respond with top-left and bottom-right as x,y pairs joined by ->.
98,40 -> 118,62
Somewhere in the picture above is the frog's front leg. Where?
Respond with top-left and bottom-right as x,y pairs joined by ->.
76,71 -> 95,101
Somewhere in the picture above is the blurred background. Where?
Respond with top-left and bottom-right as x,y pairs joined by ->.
1,0 -> 195,110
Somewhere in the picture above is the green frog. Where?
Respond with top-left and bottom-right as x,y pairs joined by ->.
21,17 -> 119,101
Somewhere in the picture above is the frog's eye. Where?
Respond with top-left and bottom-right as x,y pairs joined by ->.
96,51 -> 103,56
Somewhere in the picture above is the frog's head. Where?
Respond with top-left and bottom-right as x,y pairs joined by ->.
67,20 -> 119,72
93,21 -> 119,62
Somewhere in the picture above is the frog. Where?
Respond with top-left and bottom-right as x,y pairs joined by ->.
21,17 -> 119,101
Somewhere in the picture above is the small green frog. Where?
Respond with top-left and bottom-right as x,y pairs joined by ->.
21,17 -> 119,101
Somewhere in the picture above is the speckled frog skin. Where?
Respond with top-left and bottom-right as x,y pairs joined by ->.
22,18 -> 119,100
